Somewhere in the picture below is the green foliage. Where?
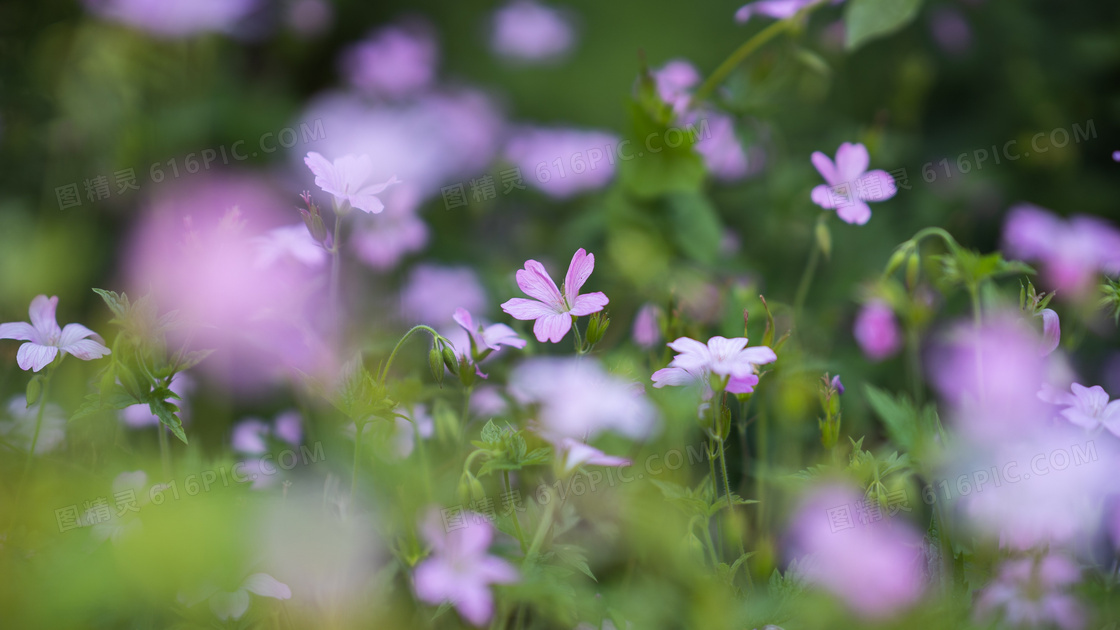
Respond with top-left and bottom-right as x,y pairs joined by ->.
470,420 -> 552,477
845,0 -> 924,51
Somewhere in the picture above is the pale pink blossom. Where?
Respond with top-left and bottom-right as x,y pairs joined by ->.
253,224 -> 327,269
401,265 -> 488,327
341,22 -> 438,99
556,437 -> 630,473
350,184 -> 428,271
1039,382 -> 1120,436
1002,203 -> 1120,299
453,308 -> 526,356
414,509 -> 517,626
1038,308 -> 1061,356
735,0 -> 827,23
83,0 -> 259,38
490,0 -> 575,63
631,303 -> 662,349
975,553 -> 1084,630
0,295 -> 110,372
501,248 -> 609,343
853,301 -> 902,361
304,152 -> 400,214
504,128 -> 619,198
810,142 -> 897,224
652,336 -> 776,394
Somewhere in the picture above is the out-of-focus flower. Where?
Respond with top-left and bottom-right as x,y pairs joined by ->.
504,128 -> 619,198
975,553 -> 1084,630
631,303 -> 662,349
120,373 -> 194,428
1113,150 -> 1120,162
651,60 -> 756,181
510,357 -> 659,442
83,0 -> 259,38
853,301 -> 902,361
735,0 -> 836,23
1002,204 -> 1120,299
351,184 -> 428,271
341,22 -> 438,99
652,336 -> 776,395
0,295 -> 110,372
1039,382 -> 1120,436
929,7 -> 972,55
786,483 -> 925,619
414,508 -> 517,626
556,437 -> 629,473
0,396 -> 65,454
490,0 -> 574,63
1038,308 -> 1061,356
284,0 -> 332,38
810,142 -> 897,225
304,152 -> 400,214
253,224 -> 328,269
178,573 -> 292,621
453,308 -> 526,357
830,375 -> 844,395
401,265 -> 488,327
232,411 -> 303,489
393,404 -> 435,458
502,248 -> 609,343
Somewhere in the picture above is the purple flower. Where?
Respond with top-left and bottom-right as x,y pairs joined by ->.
414,509 -> 517,626
284,0 -> 332,38
83,0 -> 259,38
233,411 -> 303,454
504,128 -> 619,198
929,7 -> 972,55
351,184 -> 428,271
0,295 -> 111,372
786,483 -> 925,619
501,248 -> 609,343
975,553 -> 1084,630
304,152 -> 400,214
735,0 -> 841,24
1003,203 -> 1120,299
652,336 -> 776,395
631,303 -> 662,349
830,375 -> 844,395
401,265 -> 488,327
1039,382 -> 1120,436
853,301 -> 901,361
810,142 -> 897,225
341,22 -> 438,99
510,357 -> 659,442
453,308 -> 527,357
1038,308 -> 1061,356
490,1 -> 575,63
1113,150 -> 1120,163
253,224 -> 327,269
556,437 -> 630,473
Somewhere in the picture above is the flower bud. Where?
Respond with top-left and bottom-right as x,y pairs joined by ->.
442,346 -> 460,376
299,193 -> 329,245
905,252 -> 921,290
428,347 -> 445,388
457,356 -> 476,388
586,311 -> 610,346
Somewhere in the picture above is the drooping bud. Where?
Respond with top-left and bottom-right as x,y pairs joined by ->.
428,347 -> 445,388
457,355 -> 476,388
299,191 -> 329,245
442,346 -> 460,376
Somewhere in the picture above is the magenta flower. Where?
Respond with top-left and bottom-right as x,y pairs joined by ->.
304,152 -> 400,214
0,295 -> 111,372
652,336 -> 776,394
414,509 -> 517,626
1003,203 -> 1120,299
453,308 -> 527,356
501,248 -> 609,343
810,142 -> 897,225
556,437 -> 630,473
1040,382 -> 1120,436
975,553 -> 1084,630
490,0 -> 575,63
631,303 -> 662,349
853,301 -> 902,361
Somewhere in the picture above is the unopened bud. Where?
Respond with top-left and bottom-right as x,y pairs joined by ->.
586,311 -> 610,346
458,356 -> 476,388
905,252 -> 921,290
300,204 -> 329,245
442,346 -> 460,376
428,348 -> 444,388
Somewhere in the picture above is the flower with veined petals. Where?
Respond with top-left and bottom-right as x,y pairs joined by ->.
652,336 -> 776,394
501,248 -> 609,343
1037,308 -> 1061,356
1038,382 -> 1120,436
0,295 -> 111,372
453,308 -> 527,357
414,508 -> 517,626
810,142 -> 897,225
304,151 -> 400,214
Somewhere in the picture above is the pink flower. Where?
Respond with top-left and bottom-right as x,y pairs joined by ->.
490,0 -> 575,63
1039,382 -> 1120,436
340,22 -> 438,99
1038,308 -> 1061,356
786,483 -> 925,619
350,184 -> 428,271
631,303 -> 662,349
0,295 -> 110,372
501,248 -> 609,343
853,301 -> 902,361
975,553 -> 1084,630
83,0 -> 259,38
735,0 -> 823,23
1002,204 -> 1120,299
401,265 -> 488,327
414,509 -> 517,626
253,224 -> 327,269
556,437 -> 630,473
303,151 -> 400,214
652,336 -> 776,394
504,128 -> 619,198
453,308 -> 527,357
810,142 -> 897,225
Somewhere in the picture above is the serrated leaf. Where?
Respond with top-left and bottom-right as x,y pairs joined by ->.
480,419 -> 503,445
845,0 -> 924,51
93,288 -> 129,321
149,398 -> 188,444
72,387 -> 141,420
553,544 -> 597,582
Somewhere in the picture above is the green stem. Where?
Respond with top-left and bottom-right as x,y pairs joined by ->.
379,325 -> 442,384
157,421 -> 171,480
793,223 -> 823,317
571,316 -> 584,355
462,385 -> 473,428
329,213 -> 343,317
525,491 -> 556,566
906,323 -> 924,403
19,369 -> 54,487
350,421 -> 365,506
692,17 -> 797,106
504,470 -> 528,555
707,437 -> 721,560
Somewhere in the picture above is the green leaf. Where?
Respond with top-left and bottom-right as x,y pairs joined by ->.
552,544 -> 597,582
845,0 -> 924,51
26,376 -> 43,408
72,387 -> 141,420
149,398 -> 188,444
480,419 -> 503,445
93,288 -> 129,321
618,100 -> 706,198
666,191 -> 723,265
172,349 -> 214,372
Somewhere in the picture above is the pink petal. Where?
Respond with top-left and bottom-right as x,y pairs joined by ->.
568,291 -> 608,317
332,154 -> 376,194
59,323 -> 103,347
347,191 -> 386,214
651,366 -> 697,388
810,150 -> 838,185
17,343 -> 58,372
533,313 -> 572,343
357,174 -> 401,196
474,556 -> 518,584
0,322 -> 40,343
562,438 -> 630,471
515,260 -> 564,306
811,184 -> 839,209
60,338 -> 111,361
29,295 -> 61,341
563,248 -> 595,304
241,573 -> 292,600
727,373 -> 760,394
836,200 -> 872,225
739,346 -> 777,365
454,582 -> 496,627
232,419 -> 269,453
834,142 -> 870,184
414,558 -> 457,604
857,169 -> 898,202
501,298 -> 557,321
274,411 -> 303,445
453,308 -> 475,332
1003,204 -> 1061,261
304,151 -> 341,196
481,323 -> 526,350
450,514 -> 495,556
1039,309 -> 1060,356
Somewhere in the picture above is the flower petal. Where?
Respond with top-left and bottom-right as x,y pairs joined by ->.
857,169 -> 898,202
59,323 -> 104,347
836,200 -> 872,225
810,150 -> 838,185
414,558 -> 456,604
501,298 -> 557,321
727,373 -> 760,394
515,260 -> 564,307
1039,309 -> 1061,356
241,573 -> 292,600
810,184 -> 839,209
29,295 -> 61,341
347,192 -> 386,214
739,346 -> 777,366
332,154 -> 375,194
0,322 -> 40,343
563,248 -> 595,304
651,366 -> 697,388
834,142 -> 869,184
209,590 -> 250,621
232,419 -> 270,453
533,313 -> 572,343
454,582 -> 496,627
453,308 -> 475,333
60,338 -> 112,362
17,343 -> 58,372
304,151 -> 342,197
480,323 -> 526,350
568,292 -> 608,317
